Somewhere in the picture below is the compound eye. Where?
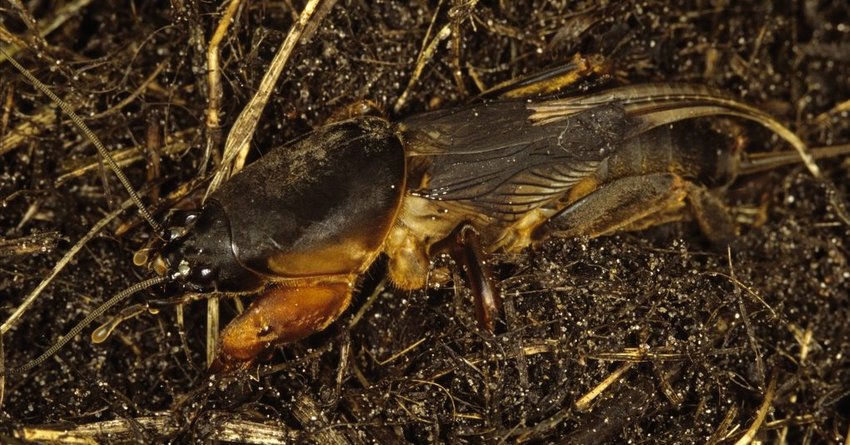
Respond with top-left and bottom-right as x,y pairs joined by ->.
188,265 -> 217,290
171,210 -> 200,226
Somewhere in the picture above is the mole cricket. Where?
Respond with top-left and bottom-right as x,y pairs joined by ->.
4,52 -> 849,376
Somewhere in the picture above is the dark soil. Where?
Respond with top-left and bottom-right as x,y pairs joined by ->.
1,0 -> 849,443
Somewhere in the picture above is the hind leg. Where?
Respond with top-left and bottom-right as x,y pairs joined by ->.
535,173 -> 736,244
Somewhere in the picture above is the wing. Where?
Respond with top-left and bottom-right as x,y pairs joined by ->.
397,100 -> 635,217
397,83 -> 808,219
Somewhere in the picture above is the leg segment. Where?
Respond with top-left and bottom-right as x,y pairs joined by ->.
437,223 -> 501,332
211,278 -> 353,373
537,173 -> 736,243
684,184 -> 737,245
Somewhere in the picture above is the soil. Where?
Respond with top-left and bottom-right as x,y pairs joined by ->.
1,0 -> 849,443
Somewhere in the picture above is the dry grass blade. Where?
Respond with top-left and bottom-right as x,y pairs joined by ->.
19,412 -> 294,444
206,0 -> 243,134
206,295 -> 220,369
392,0 -> 451,113
55,134 -> 191,186
0,333 -> 4,407
733,370 -> 778,445
0,231 -> 62,257
0,105 -> 56,156
291,393 -> 352,445
708,404 -> 740,445
574,361 -> 634,412
203,0 -> 244,173
206,0 -> 336,197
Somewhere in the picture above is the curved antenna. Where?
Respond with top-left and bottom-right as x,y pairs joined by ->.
1,48 -> 163,234
4,276 -> 170,376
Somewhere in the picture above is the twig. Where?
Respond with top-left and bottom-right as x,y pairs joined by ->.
0,83 -> 12,138
55,132 -> 191,185
0,332 -> 4,407
411,379 -> 459,419
702,271 -> 777,318
6,0 -> 48,49
0,24 -> 30,60
0,105 -> 56,156
812,97 -> 850,128
392,0 -> 445,114
845,420 -> 850,445
448,2 -> 472,96
589,347 -> 686,362
347,279 -> 386,328
0,231 -> 62,257
88,60 -> 168,120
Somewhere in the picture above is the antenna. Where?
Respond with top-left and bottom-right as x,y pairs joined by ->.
1,48 -> 163,234
4,276 -> 170,376
0,48 -> 172,375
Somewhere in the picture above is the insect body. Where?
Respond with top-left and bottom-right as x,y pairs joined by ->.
151,83 -> 846,372
6,56 -> 846,375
